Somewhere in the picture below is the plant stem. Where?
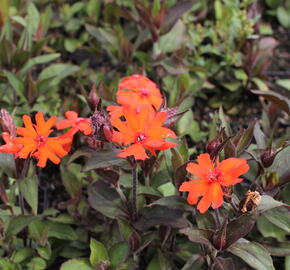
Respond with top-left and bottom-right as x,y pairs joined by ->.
145,173 -> 150,187
18,188 -> 25,215
132,165 -> 138,221
116,183 -> 127,204
214,208 -> 221,228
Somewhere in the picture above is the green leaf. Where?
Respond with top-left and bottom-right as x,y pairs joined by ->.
64,38 -> 80,52
86,0 -> 100,21
257,216 -> 286,241
18,175 -> 38,215
88,180 -> 124,219
11,248 -> 33,263
0,258 -> 14,270
270,146 -> 290,178
20,53 -> 60,74
157,182 -> 178,197
26,257 -> 46,270
228,239 -> 275,270
277,6 -> 290,28
263,207 -> 290,233
0,0 -> 9,27
117,219 -> 133,241
90,238 -> 109,267
263,242 -> 290,257
39,64 -> 80,88
253,121 -> 267,149
109,242 -> 130,268
157,20 -> 186,53
48,213 -> 75,224
138,186 -> 162,199
180,254 -> 204,270
222,81 -> 241,92
6,215 -> 36,236
276,79 -> 290,91
37,244 -> 51,260
257,195 -> 284,213
27,2 -> 40,36
219,106 -> 232,136
60,259 -> 93,270
60,164 -> 83,198
46,221 -> 78,240
0,153 -> 15,176
28,219 -> 48,245
171,147 -> 184,173
147,251 -> 169,270
4,71 -> 27,101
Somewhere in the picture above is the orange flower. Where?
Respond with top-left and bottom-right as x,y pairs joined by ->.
107,104 -> 155,122
179,153 -> 249,213
13,112 -> 71,167
0,132 -> 22,154
117,75 -> 163,110
111,105 -> 177,160
56,111 -> 92,136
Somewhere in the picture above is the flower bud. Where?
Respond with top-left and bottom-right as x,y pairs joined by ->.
0,109 -> 16,137
206,139 -> 221,155
160,106 -> 186,127
260,148 -> 276,168
88,83 -> 100,111
88,108 -> 113,149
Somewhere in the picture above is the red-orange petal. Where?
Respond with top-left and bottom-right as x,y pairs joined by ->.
77,120 -> 92,135
56,119 -> 73,130
197,192 -> 212,213
118,143 -> 148,160
186,162 -> 209,180
17,143 -> 37,158
197,153 -> 214,172
187,192 -> 199,205
37,147 -> 48,167
65,111 -> 78,121
219,158 -> 249,186
22,115 -> 37,137
209,182 -> 224,209
179,179 -> 210,195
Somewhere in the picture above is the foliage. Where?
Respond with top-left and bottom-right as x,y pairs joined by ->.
0,0 -> 289,269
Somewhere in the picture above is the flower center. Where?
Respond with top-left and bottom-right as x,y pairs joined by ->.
35,135 -> 47,147
208,168 -> 223,182
135,132 -> 148,144
140,88 -> 150,97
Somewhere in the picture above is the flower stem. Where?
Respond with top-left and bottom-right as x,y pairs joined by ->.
214,208 -> 221,228
145,173 -> 150,187
132,166 -> 138,221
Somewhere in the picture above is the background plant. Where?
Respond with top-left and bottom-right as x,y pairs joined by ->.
0,0 -> 289,269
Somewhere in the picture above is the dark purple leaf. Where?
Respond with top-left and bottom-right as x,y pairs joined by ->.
134,205 -> 189,230
211,257 -> 235,270
88,180 -> 125,219
236,121 -> 255,155
175,162 -> 189,190
224,213 -> 257,249
252,90 -> 290,115
161,0 -> 194,34
179,227 -> 214,248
